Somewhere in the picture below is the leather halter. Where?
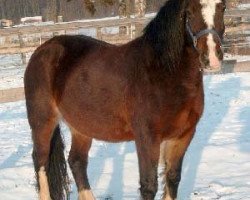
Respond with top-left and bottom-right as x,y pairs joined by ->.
186,19 -> 222,50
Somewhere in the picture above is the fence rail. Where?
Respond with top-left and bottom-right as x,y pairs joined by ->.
0,17 -> 147,58
0,10 -> 250,103
0,10 -> 250,62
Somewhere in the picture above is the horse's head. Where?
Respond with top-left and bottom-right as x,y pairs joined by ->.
185,0 -> 226,72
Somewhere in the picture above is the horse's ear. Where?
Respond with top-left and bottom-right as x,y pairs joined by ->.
182,0 -> 191,18
182,0 -> 190,9
183,0 -> 189,8
179,0 -> 188,20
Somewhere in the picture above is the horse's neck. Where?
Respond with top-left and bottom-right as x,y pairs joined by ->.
156,45 -> 202,80
179,46 -> 202,77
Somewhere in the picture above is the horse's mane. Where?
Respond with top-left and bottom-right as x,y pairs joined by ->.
143,0 -> 186,72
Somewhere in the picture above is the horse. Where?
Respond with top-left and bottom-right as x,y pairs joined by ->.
24,0 -> 226,199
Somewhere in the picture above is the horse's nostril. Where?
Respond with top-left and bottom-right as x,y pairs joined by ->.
201,53 -> 209,66
204,53 -> 209,60
217,50 -> 223,60
203,58 -> 209,66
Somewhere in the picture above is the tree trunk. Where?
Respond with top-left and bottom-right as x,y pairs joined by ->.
119,0 -> 131,18
135,0 -> 146,18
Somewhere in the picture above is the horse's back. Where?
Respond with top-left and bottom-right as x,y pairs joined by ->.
24,35 -> 110,119
24,35 -> 113,96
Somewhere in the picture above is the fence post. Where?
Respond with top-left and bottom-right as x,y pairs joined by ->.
97,27 -> 102,40
134,0 -> 146,38
18,33 -> 26,65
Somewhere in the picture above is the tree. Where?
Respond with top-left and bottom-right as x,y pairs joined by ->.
0,0 -> 167,24
68,0 -> 115,14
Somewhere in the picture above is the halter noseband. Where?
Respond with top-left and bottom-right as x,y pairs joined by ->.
186,20 -> 222,50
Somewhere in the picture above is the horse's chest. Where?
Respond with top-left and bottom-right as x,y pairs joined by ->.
159,106 -> 197,139
158,87 -> 203,138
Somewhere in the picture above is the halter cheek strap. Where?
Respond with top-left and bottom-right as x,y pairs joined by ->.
186,20 -> 222,50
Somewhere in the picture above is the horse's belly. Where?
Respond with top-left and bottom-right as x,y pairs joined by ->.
66,117 -> 134,142
59,101 -> 134,142
57,67 -> 134,141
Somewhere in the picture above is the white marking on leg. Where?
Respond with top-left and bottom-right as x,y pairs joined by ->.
200,0 -> 222,69
78,189 -> 95,200
38,166 -> 51,200
161,140 -> 180,200
159,140 -> 167,166
159,140 -> 174,169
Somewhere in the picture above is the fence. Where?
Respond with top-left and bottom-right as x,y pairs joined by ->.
0,9 -> 249,103
224,9 -> 250,55
0,9 -> 249,64
0,17 -> 147,63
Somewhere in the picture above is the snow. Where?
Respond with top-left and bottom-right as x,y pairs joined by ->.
224,53 -> 250,62
0,72 -> 250,199
0,55 -> 25,90
237,3 -> 250,10
20,16 -> 42,23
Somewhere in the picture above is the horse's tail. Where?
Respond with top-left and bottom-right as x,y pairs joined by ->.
25,37 -> 70,199
47,125 -> 70,200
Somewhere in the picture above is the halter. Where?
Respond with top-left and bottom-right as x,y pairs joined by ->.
186,19 -> 222,50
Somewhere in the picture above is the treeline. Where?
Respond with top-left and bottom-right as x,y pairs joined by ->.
0,0 -> 41,23
0,0 -> 165,24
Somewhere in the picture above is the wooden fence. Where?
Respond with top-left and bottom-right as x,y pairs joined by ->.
0,17 -> 147,63
0,8 -> 249,64
0,8 -> 249,103
223,9 -> 250,55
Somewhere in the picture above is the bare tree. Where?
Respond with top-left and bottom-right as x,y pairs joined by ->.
0,0 -> 167,24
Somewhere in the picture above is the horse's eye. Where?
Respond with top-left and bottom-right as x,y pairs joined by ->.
219,4 -> 226,11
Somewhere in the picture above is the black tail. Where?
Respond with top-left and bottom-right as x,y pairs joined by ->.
47,125 -> 70,200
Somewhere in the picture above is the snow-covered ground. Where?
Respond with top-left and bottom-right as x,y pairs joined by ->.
0,54 -> 26,90
0,72 -> 250,199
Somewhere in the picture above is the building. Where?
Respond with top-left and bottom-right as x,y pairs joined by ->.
20,16 -> 43,25
0,19 -> 13,28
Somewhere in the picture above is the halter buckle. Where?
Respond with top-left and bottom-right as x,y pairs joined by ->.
193,36 -> 197,48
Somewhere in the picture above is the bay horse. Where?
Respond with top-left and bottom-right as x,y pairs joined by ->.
24,0 -> 226,199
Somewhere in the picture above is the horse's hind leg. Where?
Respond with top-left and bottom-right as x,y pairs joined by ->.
26,95 -> 60,199
161,128 -> 195,200
68,129 -> 95,200
32,116 -> 57,200
25,41 -> 70,199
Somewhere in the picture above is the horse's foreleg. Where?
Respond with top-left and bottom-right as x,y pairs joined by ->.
134,124 -> 161,200
161,128 -> 195,200
68,130 -> 95,200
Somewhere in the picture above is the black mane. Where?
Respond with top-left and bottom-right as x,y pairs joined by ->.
143,0 -> 186,71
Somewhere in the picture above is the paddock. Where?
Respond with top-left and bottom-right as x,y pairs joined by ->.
0,72 -> 250,199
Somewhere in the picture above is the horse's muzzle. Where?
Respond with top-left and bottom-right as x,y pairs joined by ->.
201,47 -> 223,73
